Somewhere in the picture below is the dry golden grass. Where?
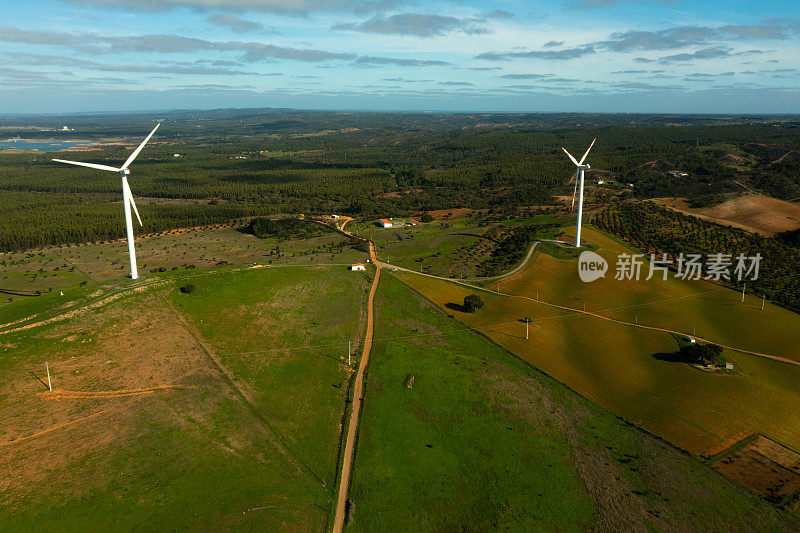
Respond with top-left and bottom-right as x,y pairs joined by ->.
392,227 -> 800,456
654,194 -> 800,236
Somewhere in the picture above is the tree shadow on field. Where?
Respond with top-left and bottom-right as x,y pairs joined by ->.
445,302 -> 466,313
652,351 -> 688,363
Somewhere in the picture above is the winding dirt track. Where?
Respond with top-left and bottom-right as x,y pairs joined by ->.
39,385 -> 186,400
332,242 -> 381,533
0,408 -> 111,447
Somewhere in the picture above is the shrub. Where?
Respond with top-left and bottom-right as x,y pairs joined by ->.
180,283 -> 196,294
463,294 -> 484,313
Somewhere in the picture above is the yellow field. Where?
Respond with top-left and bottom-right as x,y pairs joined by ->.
654,194 -> 800,236
393,227 -> 800,456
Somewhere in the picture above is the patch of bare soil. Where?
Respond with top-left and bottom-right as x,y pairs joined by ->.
0,291 -> 272,509
39,385 -> 189,400
426,208 -> 474,220
714,436 -> 800,505
653,195 -> 800,236
375,189 -> 423,199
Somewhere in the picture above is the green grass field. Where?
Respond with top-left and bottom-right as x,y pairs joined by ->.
347,274 -> 799,530
171,264 -> 370,488
393,226 -> 800,456
0,264 -> 369,531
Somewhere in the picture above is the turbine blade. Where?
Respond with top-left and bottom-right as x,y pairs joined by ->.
561,147 -> 579,166
121,122 -> 160,170
123,179 -> 142,226
52,159 -> 120,172
578,138 -> 596,166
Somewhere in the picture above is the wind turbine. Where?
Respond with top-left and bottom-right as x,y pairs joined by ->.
53,123 -> 160,280
562,138 -> 596,248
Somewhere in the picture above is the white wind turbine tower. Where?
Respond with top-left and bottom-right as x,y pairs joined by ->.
53,123 -> 160,280
562,138 -> 596,248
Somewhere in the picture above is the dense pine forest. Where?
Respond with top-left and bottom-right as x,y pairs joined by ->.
1,109 -> 799,252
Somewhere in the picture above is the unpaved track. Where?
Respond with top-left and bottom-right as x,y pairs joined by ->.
332,242 -> 381,532
462,239 -> 571,282
329,235 -> 566,530
39,385 -> 186,400
0,408 -> 111,447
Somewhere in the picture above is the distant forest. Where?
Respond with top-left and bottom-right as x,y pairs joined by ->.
1,109 -> 799,251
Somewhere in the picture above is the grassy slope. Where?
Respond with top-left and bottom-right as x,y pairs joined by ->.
394,226 -> 800,456
0,265 -> 369,531
348,274 -> 798,531
517,226 -> 800,359
171,265 -> 370,487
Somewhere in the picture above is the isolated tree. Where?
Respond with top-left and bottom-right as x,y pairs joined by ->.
180,283 -> 196,294
680,342 -> 724,365
463,294 -> 484,313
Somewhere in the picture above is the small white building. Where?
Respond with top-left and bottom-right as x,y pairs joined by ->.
350,264 -> 366,271
378,218 -> 392,228
330,214 -> 340,220
173,153 -> 181,158
725,362 -> 734,370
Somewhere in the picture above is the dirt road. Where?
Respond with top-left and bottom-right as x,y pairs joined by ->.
332,241 -> 381,532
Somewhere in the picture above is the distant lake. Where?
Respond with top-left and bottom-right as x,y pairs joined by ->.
0,140 -> 95,151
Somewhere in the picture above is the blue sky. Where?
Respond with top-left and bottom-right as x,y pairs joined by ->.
0,0 -> 798,113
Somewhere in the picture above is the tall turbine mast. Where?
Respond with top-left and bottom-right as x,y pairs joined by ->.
562,138 -> 596,248
53,122 -> 160,280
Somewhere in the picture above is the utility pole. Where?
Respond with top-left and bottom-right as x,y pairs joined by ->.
761,294 -> 765,311
693,323 -> 696,336
742,283 -> 746,303
348,341 -> 351,366
46,362 -> 52,392
536,290 -> 539,301
525,317 -> 530,340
